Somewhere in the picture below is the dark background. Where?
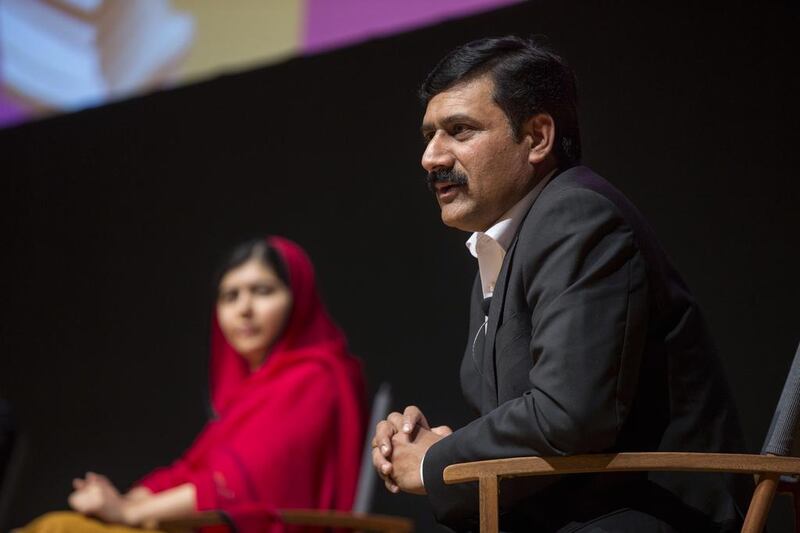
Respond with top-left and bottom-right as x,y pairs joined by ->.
1,1 -> 798,530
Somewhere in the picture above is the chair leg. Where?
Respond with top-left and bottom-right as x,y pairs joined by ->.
743,473 -> 780,533
479,475 -> 499,533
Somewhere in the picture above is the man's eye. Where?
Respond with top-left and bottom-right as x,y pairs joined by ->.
452,124 -> 470,136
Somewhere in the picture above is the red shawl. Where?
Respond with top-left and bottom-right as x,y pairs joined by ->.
138,237 -> 366,532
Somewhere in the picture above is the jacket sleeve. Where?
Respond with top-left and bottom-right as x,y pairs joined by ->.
423,187 -> 650,529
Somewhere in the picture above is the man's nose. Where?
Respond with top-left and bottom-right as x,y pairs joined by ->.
421,133 -> 454,173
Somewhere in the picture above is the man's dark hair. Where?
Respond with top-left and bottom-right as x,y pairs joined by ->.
419,36 -> 581,167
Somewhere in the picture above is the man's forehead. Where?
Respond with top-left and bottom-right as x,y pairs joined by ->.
421,75 -> 496,126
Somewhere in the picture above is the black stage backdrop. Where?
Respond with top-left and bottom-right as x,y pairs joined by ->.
1,1 -> 798,531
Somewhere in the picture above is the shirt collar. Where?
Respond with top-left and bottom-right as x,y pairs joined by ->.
466,168 -> 557,258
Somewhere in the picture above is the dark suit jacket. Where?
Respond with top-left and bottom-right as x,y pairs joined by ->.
423,166 -> 750,532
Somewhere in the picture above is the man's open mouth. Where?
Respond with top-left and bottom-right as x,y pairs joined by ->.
435,182 -> 464,200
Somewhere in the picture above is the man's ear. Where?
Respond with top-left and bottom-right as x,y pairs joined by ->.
522,113 -> 555,165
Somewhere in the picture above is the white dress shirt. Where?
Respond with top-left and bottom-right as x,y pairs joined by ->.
419,169 -> 556,487
465,168 -> 555,300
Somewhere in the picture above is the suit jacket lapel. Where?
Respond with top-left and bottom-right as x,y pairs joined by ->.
482,234 -> 520,409
476,170 -> 560,410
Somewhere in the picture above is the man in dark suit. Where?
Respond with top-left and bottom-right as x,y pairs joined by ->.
371,37 -> 749,531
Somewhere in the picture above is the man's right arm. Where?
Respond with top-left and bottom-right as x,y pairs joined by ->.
422,187 -> 649,529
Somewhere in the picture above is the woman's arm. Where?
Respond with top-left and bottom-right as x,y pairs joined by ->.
69,474 -> 196,527
122,483 -> 196,527
123,485 -> 153,502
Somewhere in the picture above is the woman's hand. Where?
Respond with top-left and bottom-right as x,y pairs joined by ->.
68,472 -> 131,525
124,486 -> 153,502
70,475 -> 195,527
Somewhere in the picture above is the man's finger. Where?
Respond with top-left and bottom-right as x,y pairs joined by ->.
373,446 -> 398,494
431,425 -> 453,436
373,420 -> 396,456
386,411 -> 405,432
372,446 -> 392,478
384,478 -> 399,493
402,405 -> 430,433
371,445 -> 386,469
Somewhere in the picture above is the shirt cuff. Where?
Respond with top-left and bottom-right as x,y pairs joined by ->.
419,451 -> 426,487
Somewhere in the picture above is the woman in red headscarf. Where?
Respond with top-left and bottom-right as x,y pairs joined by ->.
24,237 -> 366,532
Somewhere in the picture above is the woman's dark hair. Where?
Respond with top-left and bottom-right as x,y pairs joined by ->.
213,238 -> 290,291
419,35 -> 581,168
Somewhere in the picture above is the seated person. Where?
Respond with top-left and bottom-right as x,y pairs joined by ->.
24,236 -> 366,532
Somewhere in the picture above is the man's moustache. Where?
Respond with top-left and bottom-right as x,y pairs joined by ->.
426,168 -> 468,193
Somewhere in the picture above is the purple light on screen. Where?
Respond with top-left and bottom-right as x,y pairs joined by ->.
0,93 -> 28,129
0,19 -> 29,128
302,0 -> 520,54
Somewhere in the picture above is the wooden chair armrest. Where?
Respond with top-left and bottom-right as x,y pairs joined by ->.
443,452 -> 800,484
444,453 -> 800,533
159,510 -> 230,532
280,509 -> 413,532
160,509 -> 413,532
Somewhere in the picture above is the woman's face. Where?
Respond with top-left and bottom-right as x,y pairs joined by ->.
216,258 -> 292,371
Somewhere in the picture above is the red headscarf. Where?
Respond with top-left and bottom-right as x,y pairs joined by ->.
139,237 -> 366,532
